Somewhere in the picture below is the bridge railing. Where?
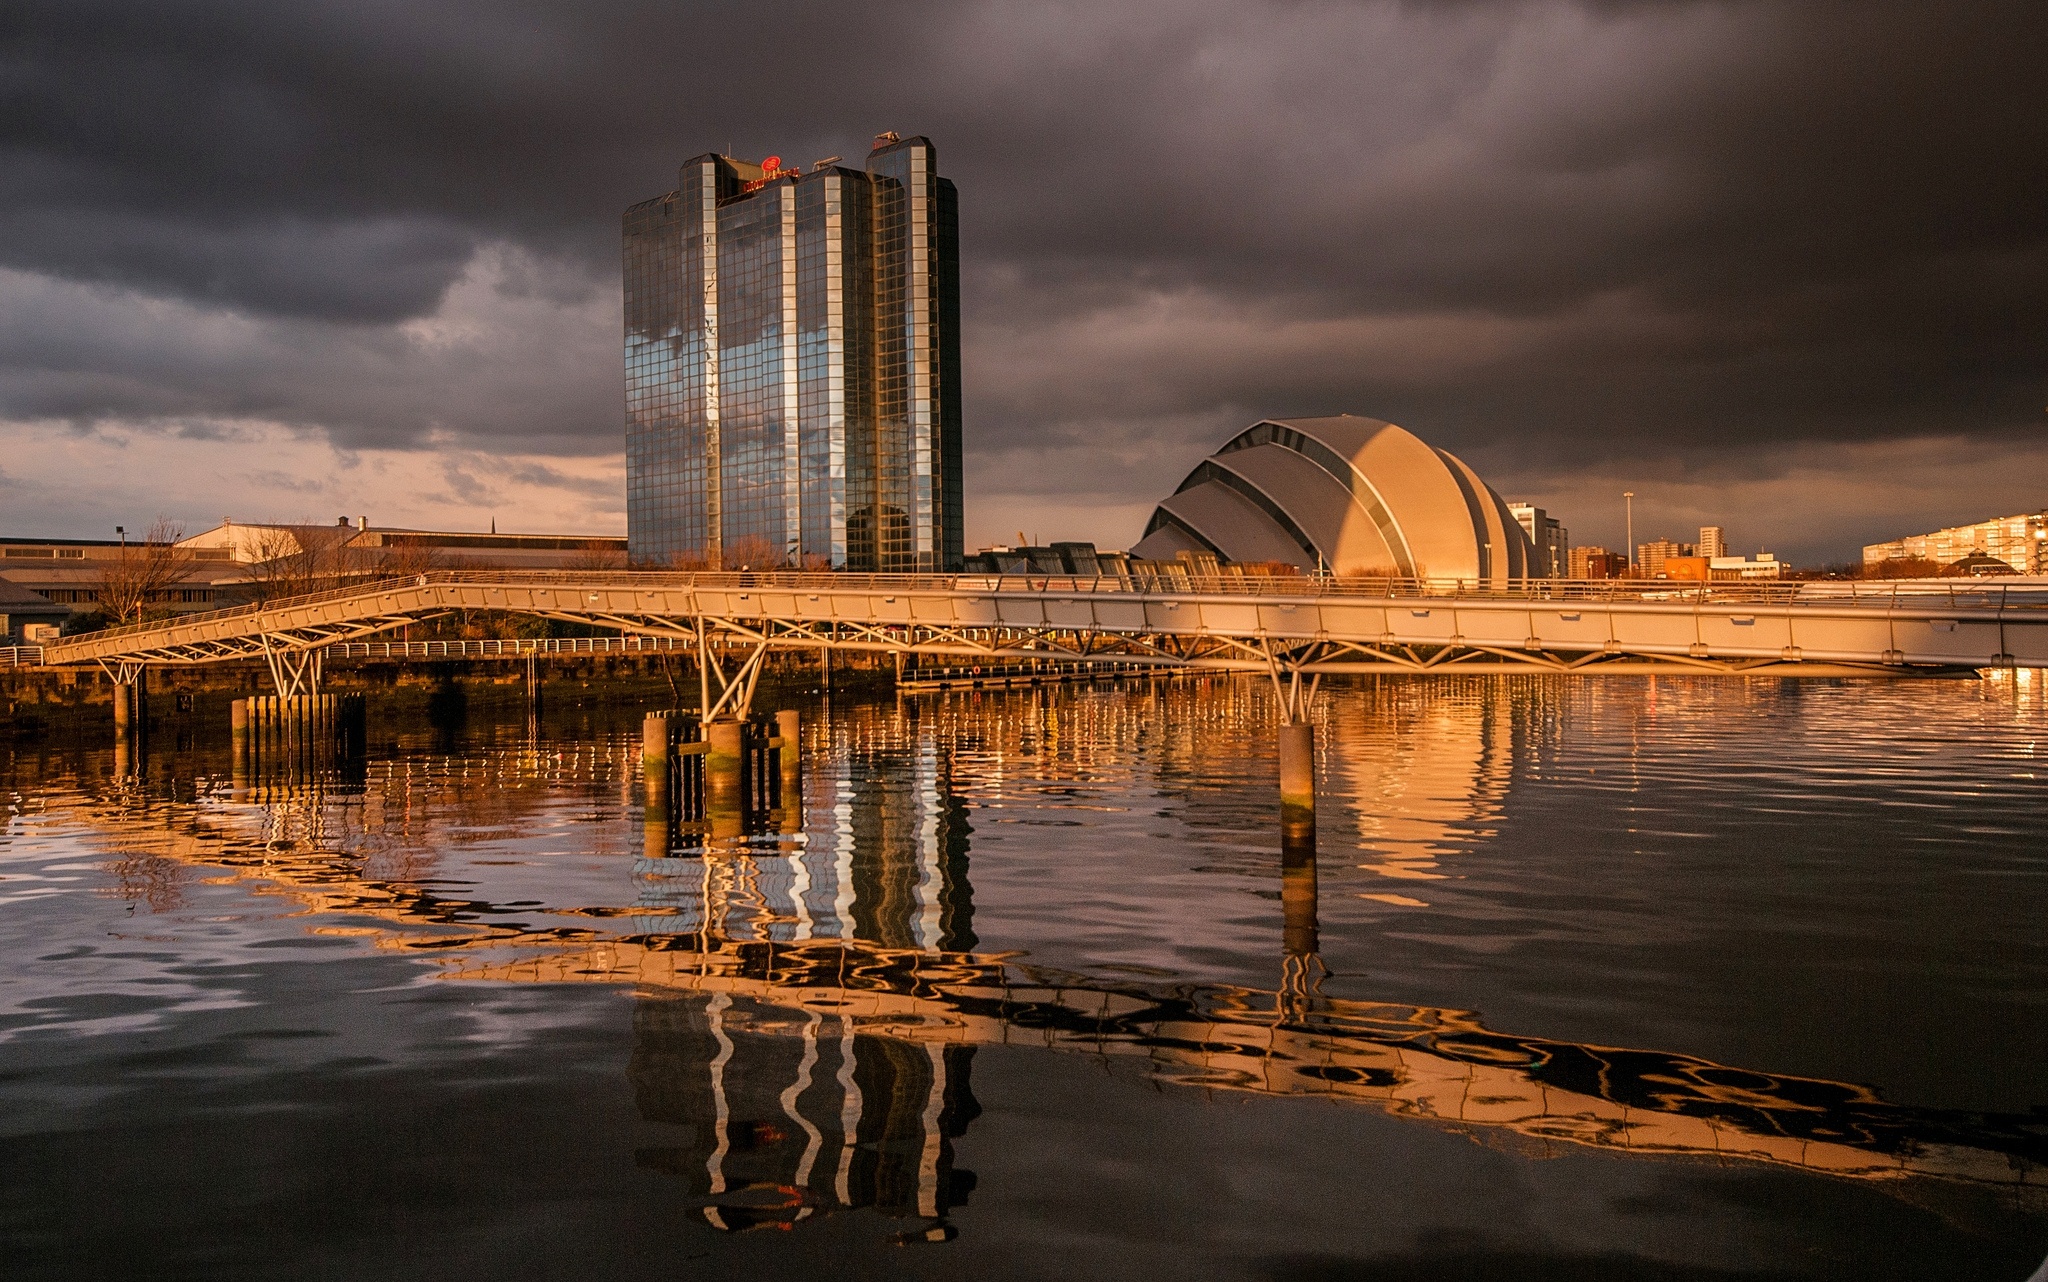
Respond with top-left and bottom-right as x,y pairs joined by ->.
0,645 -> 45,669
43,570 -> 2048,654
326,636 -> 693,659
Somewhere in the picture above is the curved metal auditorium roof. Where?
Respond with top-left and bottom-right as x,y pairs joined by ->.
1131,415 -> 1535,584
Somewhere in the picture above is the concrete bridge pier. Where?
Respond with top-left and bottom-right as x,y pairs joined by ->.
1278,720 -> 1316,841
110,667 -> 147,738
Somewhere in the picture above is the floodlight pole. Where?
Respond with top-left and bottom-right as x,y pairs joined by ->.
1622,492 -> 1635,577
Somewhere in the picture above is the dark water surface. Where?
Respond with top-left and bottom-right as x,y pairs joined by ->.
1,673 -> 2044,1279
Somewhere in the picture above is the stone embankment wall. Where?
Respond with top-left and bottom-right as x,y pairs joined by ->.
1,651 -> 890,737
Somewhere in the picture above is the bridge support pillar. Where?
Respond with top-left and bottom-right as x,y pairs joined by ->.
1278,720 -> 1315,839
111,667 -> 147,736
704,718 -> 745,839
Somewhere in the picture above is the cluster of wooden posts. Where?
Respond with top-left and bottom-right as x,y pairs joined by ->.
230,693 -> 366,772
643,708 -> 802,852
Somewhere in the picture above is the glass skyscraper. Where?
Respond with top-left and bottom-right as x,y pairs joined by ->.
625,134 -> 963,571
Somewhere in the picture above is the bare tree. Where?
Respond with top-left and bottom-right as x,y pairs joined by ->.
566,539 -> 628,572
91,517 -> 192,626
1857,556 -> 1944,579
244,521 -> 359,602
720,535 -> 785,571
375,537 -> 444,581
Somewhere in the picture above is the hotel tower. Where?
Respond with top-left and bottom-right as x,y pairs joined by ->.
624,133 -> 963,571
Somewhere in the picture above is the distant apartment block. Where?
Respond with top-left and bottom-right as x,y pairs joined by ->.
1697,525 -> 1726,559
1509,503 -> 1569,578
1570,546 -> 1627,579
1863,511 -> 2047,575
1635,538 -> 1693,577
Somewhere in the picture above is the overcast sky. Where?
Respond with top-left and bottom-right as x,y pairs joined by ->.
2,0 -> 2042,562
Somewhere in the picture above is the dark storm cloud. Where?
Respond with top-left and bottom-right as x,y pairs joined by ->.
1,0 -> 2043,535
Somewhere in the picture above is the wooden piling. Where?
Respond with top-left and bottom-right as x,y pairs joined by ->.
775,708 -> 802,832
704,718 -> 745,839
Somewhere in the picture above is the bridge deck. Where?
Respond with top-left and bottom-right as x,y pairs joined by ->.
38,570 -> 2048,677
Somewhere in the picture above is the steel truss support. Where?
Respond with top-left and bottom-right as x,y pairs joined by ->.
261,636 -> 323,699
701,634 -> 773,724
95,657 -> 147,687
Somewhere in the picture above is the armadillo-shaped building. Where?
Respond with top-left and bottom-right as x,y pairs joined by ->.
1130,415 -> 1536,585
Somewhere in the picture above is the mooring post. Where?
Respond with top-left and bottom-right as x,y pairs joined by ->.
775,708 -> 802,831
894,650 -> 905,683
820,645 -> 831,692
643,711 -> 671,792
231,696 -> 249,756
703,717 -> 745,839
642,711 -> 672,857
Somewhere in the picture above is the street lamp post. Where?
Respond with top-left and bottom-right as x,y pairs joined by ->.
1622,493 -> 1635,577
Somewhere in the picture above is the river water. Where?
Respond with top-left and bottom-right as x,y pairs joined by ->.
0,672 -> 2043,1279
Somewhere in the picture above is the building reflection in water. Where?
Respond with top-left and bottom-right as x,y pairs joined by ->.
26,679 -> 2048,1236
630,725 -> 981,1234
630,995 -> 978,1236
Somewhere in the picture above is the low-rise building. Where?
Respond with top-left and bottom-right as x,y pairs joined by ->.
0,536 -> 241,623
177,519 -> 629,571
1862,511 -> 2047,575
1657,552 -> 1782,581
2,519 -> 629,626
0,579 -> 68,643
1711,553 -> 1781,580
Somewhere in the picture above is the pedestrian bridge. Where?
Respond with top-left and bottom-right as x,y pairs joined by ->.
39,570 -> 2048,698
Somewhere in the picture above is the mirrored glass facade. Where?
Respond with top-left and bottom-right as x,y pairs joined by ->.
626,137 -> 962,570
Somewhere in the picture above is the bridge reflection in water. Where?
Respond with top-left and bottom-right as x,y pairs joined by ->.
50,680 -> 2048,1237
